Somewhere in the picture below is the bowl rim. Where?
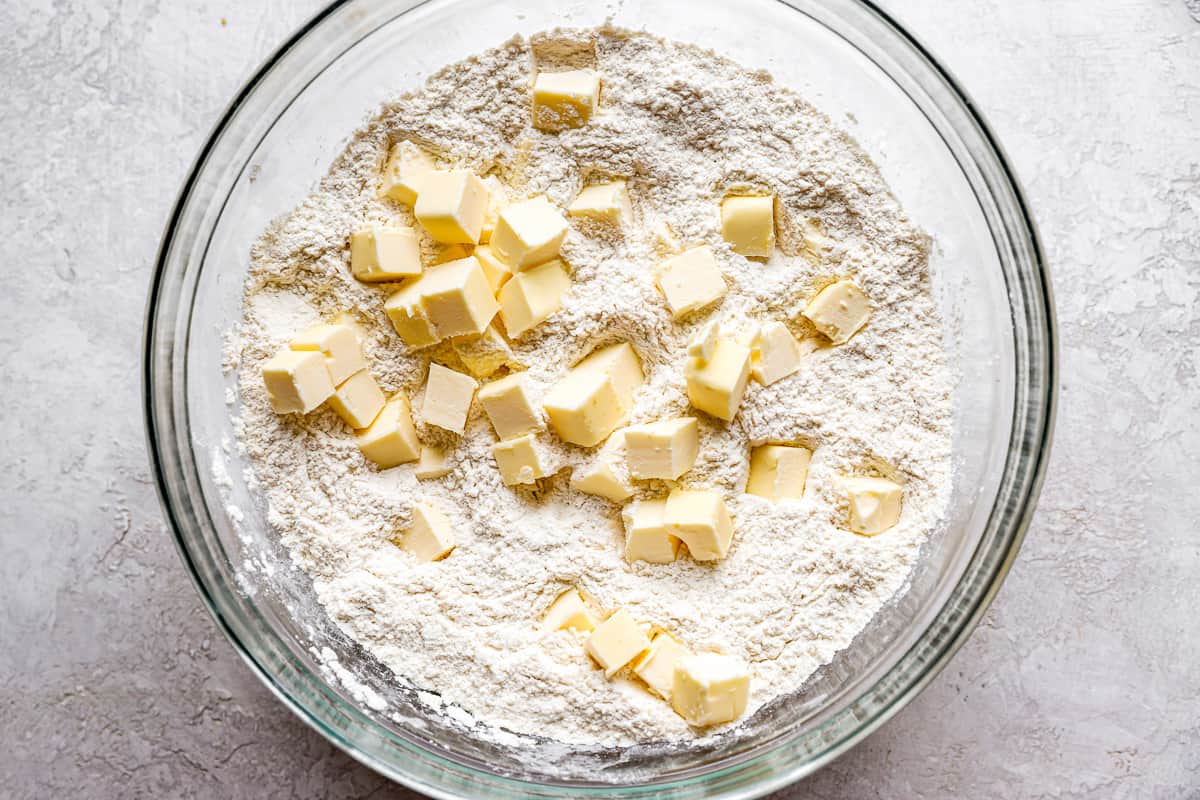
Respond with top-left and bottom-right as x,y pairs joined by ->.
142,0 -> 1057,796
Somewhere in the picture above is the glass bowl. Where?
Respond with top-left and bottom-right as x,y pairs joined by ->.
143,0 -> 1056,796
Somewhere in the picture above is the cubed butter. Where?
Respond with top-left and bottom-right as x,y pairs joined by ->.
355,395 -> 420,468
492,433 -> 549,485
621,499 -> 681,564
542,589 -> 596,632
687,319 -> 721,362
327,369 -> 386,429
498,259 -> 570,338
542,342 -> 644,447
568,181 -> 632,225
570,432 -> 634,502
478,373 -> 542,440
802,280 -> 871,344
414,170 -> 490,244
431,243 -> 474,265
350,225 -> 422,282
664,489 -> 734,561
671,652 -> 750,726
750,321 -> 804,385
655,245 -> 727,319
290,323 -> 367,386
421,363 -> 478,434
414,445 -> 451,480
746,444 -> 811,502
623,417 -> 699,481
479,176 -> 509,244
720,195 -> 775,258
379,140 -> 435,206
686,338 -> 752,421
419,256 -> 500,338
261,348 -> 335,414
632,633 -> 688,700
532,69 -> 601,132
843,476 -> 903,535
490,196 -> 568,270
585,608 -> 651,677
452,323 -> 518,378
399,502 -> 456,562
473,244 -> 513,292
384,280 -> 440,348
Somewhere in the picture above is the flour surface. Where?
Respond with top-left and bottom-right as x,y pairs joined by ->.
231,27 -> 952,747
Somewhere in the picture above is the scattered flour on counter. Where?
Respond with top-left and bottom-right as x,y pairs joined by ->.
229,26 -> 952,747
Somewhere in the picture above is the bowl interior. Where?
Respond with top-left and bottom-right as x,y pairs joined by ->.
153,0 -> 1044,795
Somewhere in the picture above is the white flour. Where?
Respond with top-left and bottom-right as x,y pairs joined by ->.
230,27 -> 952,747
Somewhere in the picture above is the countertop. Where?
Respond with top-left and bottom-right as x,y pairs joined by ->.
2,1 -> 1198,797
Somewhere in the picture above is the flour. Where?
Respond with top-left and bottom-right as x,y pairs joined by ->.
230,26 -> 952,748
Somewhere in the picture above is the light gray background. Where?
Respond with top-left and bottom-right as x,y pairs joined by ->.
2,0 -> 1197,797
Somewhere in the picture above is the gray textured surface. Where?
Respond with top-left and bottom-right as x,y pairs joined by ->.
1,0 -> 1197,797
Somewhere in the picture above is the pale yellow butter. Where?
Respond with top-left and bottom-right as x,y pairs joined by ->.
843,476 -> 903,535
479,175 -> 509,243
418,256 -> 499,338
685,337 -> 752,421
687,319 -> 721,362
532,69 -> 600,132
384,280 -> 440,348
421,363 -> 478,434
350,225 -> 422,283
492,433 -> 549,486
802,279 -> 871,344
671,652 -> 750,726
568,181 -> 632,225
542,342 -> 644,447
750,321 -> 804,386
478,373 -> 542,441
414,169 -> 490,244
490,196 -> 568,270
290,323 -> 367,386
473,244 -> 513,292
399,502 -> 456,562
655,245 -> 727,318
497,259 -> 570,338
632,632 -> 688,700
570,431 -> 634,502
623,417 -> 699,481
355,395 -> 421,469
585,608 -> 651,678
664,489 -> 734,561
261,348 -> 335,415
720,195 -> 775,258
414,445 -> 451,480
746,444 -> 811,502
379,140 -> 435,206
327,370 -> 386,429
431,243 -> 474,265
621,498 -> 681,564
452,323 -> 518,378
542,589 -> 596,633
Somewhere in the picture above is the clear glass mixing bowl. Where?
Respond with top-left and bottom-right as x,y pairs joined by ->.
143,0 -> 1056,796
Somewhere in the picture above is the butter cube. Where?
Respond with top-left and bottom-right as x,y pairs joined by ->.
542,589 -> 596,632
414,445 -> 451,480
543,342 -> 644,447
746,444 -> 811,502
750,321 -> 803,385
621,499 -> 681,564
355,395 -> 420,468
802,280 -> 871,344
327,370 -> 386,429
686,338 -> 752,421
479,176 -> 509,243
568,181 -> 632,225
421,363 -> 478,434
350,225 -> 422,282
664,489 -> 734,561
452,323 -> 518,378
655,245 -> 727,319
687,319 -> 721,362
843,476 -> 903,535
671,652 -> 750,726
399,502 -> 456,562
624,417 -> 700,481
290,323 -> 367,386
414,170 -> 490,244
431,243 -> 474,265
632,633 -> 688,700
473,244 -> 513,292
490,196 -> 568,270
384,281 -> 439,348
532,69 -> 600,132
478,373 -> 542,440
570,432 -> 634,502
380,140 -> 435,206
585,608 -> 651,677
492,433 -> 549,485
498,259 -> 570,338
720,195 -> 775,258
261,349 -> 335,414
419,256 -> 500,338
